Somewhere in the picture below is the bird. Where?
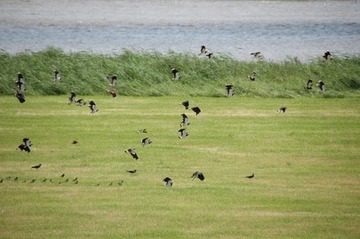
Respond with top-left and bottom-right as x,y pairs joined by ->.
107,89 -> 117,98
0,179 -> 3,183
191,171 -> 205,181
317,80 -> 326,92
89,101 -> 98,113
245,173 -> 255,179
15,72 -> 26,92
225,84 -> 234,97
17,138 -> 32,153
60,173 -> 65,178
75,99 -> 86,106
306,79 -> 313,90
137,128 -> 148,134
72,140 -> 78,144
178,128 -> 189,139
181,100 -> 189,110
141,137 -> 152,146
278,106 -> 287,113
31,163 -> 42,169
180,114 -> 190,127
191,106 -> 201,115
249,72 -> 256,81
126,169 -> 137,174
171,68 -> 180,80
54,70 -> 61,82
15,89 -> 26,103
68,92 -> 76,104
250,52 -> 263,59
107,75 -> 117,86
125,148 -> 138,160
163,177 -> 173,187
30,179 -> 36,183
323,51 -> 332,61
198,45 -> 213,59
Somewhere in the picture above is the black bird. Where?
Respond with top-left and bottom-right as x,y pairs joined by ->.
199,45 -> 213,59
60,173 -> 65,178
72,140 -> 78,144
68,92 -> 76,104
107,89 -> 117,98
225,84 -> 234,97
163,177 -> 173,187
317,80 -> 326,92
245,173 -> 255,179
141,137 -> 152,146
278,106 -> 287,113
0,179 -> 3,183
191,106 -> 201,115
15,72 -> 26,92
126,169 -> 137,174
249,72 -> 256,81
180,114 -> 190,127
18,138 -> 32,153
107,75 -> 117,86
250,51 -> 263,59
31,163 -> 41,169
323,51 -> 332,61
306,79 -> 313,90
15,89 -> 26,103
89,101 -> 98,113
54,70 -> 61,82
191,171 -> 205,181
76,99 -> 86,106
171,68 -> 180,80
178,128 -> 189,139
125,148 -> 138,160
137,128 -> 148,134
181,100 -> 189,110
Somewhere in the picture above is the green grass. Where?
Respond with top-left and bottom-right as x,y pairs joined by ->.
0,96 -> 359,238
1,48 -> 360,97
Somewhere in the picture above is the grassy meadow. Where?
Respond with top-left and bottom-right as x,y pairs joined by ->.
0,95 -> 359,238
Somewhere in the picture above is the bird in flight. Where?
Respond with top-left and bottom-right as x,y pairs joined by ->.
54,70 -> 61,82
31,163 -> 42,169
141,137 -> 152,147
278,106 -> 287,113
191,106 -> 201,115
191,171 -> 205,181
178,128 -> 189,139
126,169 -> 137,174
125,148 -> 139,160
245,173 -> 255,179
171,68 -> 181,80
199,45 -> 213,59
107,89 -> 117,98
181,100 -> 189,110
17,138 -> 32,153
107,75 -> 118,86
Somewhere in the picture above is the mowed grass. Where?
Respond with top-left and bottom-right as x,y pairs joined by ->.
0,96 -> 359,239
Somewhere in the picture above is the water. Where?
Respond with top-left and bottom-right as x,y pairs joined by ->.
1,0 -> 360,61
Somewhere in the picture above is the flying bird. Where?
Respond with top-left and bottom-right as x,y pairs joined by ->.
199,45 -> 213,59
76,99 -> 86,106
15,72 -> 26,92
191,106 -> 201,115
180,114 -> 190,127
15,90 -> 26,103
89,101 -> 98,113
125,148 -> 138,160
191,171 -> 205,181
141,137 -> 152,146
163,177 -> 173,187
137,128 -> 148,134
278,106 -> 287,113
250,51 -> 264,59
107,89 -> 117,98
107,75 -> 117,86
178,128 -> 189,139
171,68 -> 181,80
54,70 -> 61,82
31,163 -> 42,169
323,51 -> 332,61
68,92 -> 76,104
249,72 -> 256,81
245,173 -> 255,179
17,138 -> 32,153
317,80 -> 326,92
126,170 -> 137,174
225,84 -> 234,97
181,100 -> 189,110
306,79 -> 313,90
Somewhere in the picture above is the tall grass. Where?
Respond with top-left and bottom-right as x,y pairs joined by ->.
0,48 -> 359,97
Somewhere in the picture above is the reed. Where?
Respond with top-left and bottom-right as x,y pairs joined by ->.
1,47 -> 359,97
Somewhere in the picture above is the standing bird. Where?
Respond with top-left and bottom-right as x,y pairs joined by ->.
198,45 -> 213,59
278,106 -> 287,113
108,75 -> 118,86
191,171 -> 205,181
180,114 -> 190,127
249,72 -> 256,81
89,101 -> 98,113
181,100 -> 189,110
68,92 -> 76,104
306,79 -> 313,90
54,70 -> 61,82
323,51 -> 332,61
250,52 -> 264,59
317,80 -> 326,92
163,177 -> 173,187
171,68 -> 181,80
141,137 -> 152,146
31,163 -> 42,169
15,72 -> 26,92
15,89 -> 26,103
245,173 -> 255,179
178,128 -> 189,139
125,148 -> 139,160
225,84 -> 234,97
107,89 -> 117,98
191,106 -> 201,115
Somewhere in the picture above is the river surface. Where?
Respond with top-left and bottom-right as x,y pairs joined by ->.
0,0 -> 359,61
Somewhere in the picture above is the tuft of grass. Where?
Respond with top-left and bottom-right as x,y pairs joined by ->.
0,96 -> 359,238
0,48 -> 359,97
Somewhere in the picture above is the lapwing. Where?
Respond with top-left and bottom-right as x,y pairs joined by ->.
54,70 -> 61,82
68,92 -> 76,104
141,137 -> 152,147
171,68 -> 180,80
225,84 -> 234,97
191,171 -> 205,181
199,45 -> 213,59
107,89 -> 117,98
178,128 -> 189,139
15,90 -> 26,103
323,51 -> 332,61
125,148 -> 138,160
163,177 -> 173,187
245,173 -> 255,179
89,101 -> 98,113
108,75 -> 117,86
180,114 -> 190,127
278,106 -> 287,113
191,106 -> 201,115
317,80 -> 326,92
306,79 -> 313,90
181,100 -> 189,110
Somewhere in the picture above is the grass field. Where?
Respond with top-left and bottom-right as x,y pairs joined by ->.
0,95 -> 359,238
